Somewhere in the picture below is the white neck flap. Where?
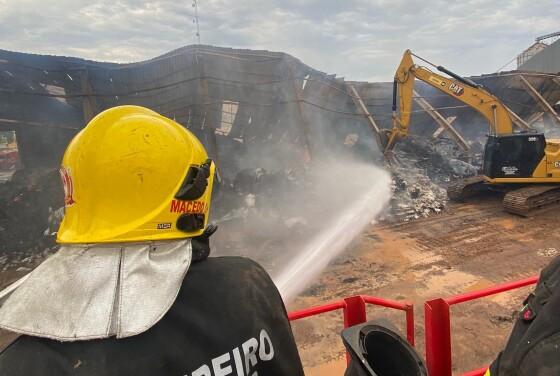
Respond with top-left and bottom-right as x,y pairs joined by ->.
0,239 -> 192,341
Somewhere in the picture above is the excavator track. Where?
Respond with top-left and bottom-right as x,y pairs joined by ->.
503,185 -> 560,217
447,176 -> 488,201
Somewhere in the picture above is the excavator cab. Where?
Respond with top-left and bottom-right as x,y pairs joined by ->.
341,320 -> 427,376
483,133 -> 546,178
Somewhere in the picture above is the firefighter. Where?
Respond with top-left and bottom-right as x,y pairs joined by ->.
0,106 -> 304,376
485,255 -> 560,376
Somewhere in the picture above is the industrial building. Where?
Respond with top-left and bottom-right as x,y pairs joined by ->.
1,30 -> 560,376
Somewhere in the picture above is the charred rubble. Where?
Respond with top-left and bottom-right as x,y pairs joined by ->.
1,45 -> 559,274
386,136 -> 479,221
0,169 -> 62,273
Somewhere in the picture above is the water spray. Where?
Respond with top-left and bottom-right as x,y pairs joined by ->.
275,166 -> 391,301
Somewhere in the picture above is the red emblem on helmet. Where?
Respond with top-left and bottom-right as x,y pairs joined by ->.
60,167 -> 76,207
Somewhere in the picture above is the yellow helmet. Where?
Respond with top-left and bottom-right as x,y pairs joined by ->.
57,105 -> 215,243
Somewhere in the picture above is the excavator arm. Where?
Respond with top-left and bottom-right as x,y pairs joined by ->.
385,49 -> 514,153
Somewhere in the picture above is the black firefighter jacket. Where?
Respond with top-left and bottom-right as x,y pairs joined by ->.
0,256 -> 305,376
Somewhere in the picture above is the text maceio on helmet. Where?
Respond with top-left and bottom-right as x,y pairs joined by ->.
170,199 -> 207,214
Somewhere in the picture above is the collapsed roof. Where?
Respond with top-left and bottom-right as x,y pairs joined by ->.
1,45 -> 559,175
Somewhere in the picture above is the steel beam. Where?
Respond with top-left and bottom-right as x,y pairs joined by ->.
526,112 -> 545,127
432,116 -> 456,138
413,90 -> 469,150
346,83 -> 384,150
504,106 -> 531,130
80,70 -> 98,124
347,84 -> 381,134
519,75 -> 560,126
287,62 -> 313,161
0,118 -> 79,131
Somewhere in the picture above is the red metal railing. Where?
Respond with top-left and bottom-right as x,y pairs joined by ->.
424,276 -> 539,376
288,294 -> 415,345
288,276 -> 538,375
362,295 -> 415,346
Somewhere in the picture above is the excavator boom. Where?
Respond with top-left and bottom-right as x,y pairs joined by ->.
385,49 -> 560,217
385,49 -> 514,153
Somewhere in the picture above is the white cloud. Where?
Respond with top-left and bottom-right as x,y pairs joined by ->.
0,0 -> 558,80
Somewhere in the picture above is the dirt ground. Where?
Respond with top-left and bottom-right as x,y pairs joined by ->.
289,195 -> 558,375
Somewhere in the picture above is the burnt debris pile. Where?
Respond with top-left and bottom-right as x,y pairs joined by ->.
386,137 -> 478,221
0,169 -> 62,272
1,45 -> 559,274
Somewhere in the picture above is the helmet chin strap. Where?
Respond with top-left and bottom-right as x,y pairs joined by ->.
176,213 -> 205,232
191,223 -> 218,262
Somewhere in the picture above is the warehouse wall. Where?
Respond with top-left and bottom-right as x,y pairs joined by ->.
520,39 -> 560,74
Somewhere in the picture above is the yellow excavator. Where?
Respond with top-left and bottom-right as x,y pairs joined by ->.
384,49 -> 560,216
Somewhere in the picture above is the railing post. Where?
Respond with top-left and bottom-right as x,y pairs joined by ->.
405,303 -> 415,346
343,295 -> 367,328
343,296 -> 367,365
425,298 -> 452,376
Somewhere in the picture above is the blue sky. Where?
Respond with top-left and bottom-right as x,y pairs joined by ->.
0,0 -> 558,81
